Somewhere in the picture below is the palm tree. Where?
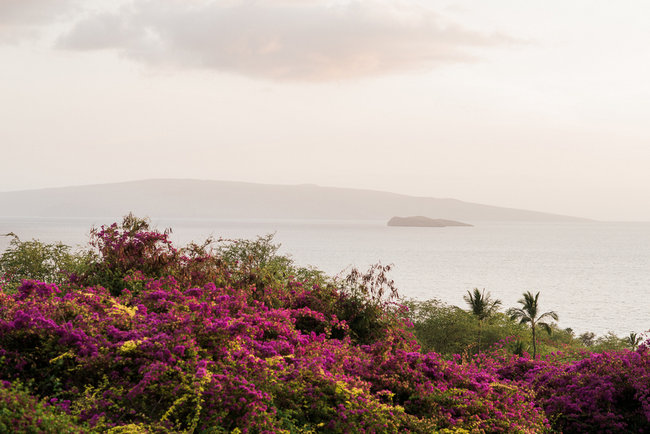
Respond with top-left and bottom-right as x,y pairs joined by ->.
626,332 -> 642,351
507,291 -> 558,359
463,288 -> 502,352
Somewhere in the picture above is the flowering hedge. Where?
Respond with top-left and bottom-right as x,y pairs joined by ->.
0,217 -> 648,432
494,348 -> 650,432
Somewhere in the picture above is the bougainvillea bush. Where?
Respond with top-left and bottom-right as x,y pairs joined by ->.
493,348 -> 650,432
0,216 -> 648,432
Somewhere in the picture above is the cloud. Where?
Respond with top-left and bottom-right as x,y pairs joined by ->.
0,0 -> 72,24
58,0 -> 510,81
0,0 -> 80,41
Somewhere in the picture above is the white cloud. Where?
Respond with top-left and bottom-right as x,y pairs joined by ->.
58,0 -> 510,81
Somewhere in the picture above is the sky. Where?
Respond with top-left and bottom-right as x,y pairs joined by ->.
1,0 -> 650,221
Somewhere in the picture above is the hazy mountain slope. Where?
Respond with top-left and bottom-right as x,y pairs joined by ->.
0,179 -> 588,222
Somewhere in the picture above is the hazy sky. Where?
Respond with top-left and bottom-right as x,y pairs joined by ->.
1,0 -> 649,221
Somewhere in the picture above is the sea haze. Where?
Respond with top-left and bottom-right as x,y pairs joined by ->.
1,217 -> 648,337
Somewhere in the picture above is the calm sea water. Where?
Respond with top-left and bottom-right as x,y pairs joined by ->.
1,217 -> 649,337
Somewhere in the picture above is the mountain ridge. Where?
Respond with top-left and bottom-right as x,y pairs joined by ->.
0,178 -> 591,222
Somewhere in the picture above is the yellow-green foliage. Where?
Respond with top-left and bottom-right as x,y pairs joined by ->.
0,381 -> 88,433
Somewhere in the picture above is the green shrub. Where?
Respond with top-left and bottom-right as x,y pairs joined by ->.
0,381 -> 88,433
402,298 -> 475,355
0,234 -> 92,292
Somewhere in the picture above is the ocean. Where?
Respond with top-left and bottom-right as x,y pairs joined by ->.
1,217 -> 649,337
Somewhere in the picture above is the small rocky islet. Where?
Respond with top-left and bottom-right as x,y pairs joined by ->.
387,215 -> 473,227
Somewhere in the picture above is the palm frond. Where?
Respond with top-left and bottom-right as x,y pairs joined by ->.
539,321 -> 553,335
506,307 -> 529,323
538,311 -> 559,322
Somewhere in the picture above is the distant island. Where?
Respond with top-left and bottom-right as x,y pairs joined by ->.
388,216 -> 473,227
0,178 -> 590,222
